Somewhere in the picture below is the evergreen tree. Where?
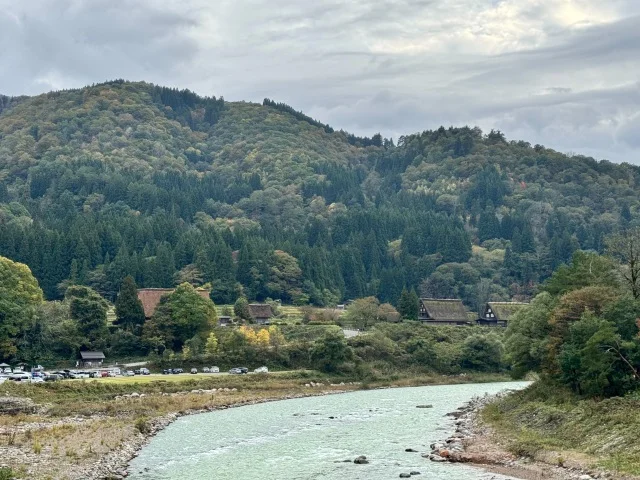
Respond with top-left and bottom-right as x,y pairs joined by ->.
398,287 -> 419,320
115,275 -> 146,333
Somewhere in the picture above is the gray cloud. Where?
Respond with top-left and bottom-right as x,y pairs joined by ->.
1,0 -> 639,163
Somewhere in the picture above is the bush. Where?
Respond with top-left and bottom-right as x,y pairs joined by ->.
134,416 -> 151,434
0,467 -> 15,480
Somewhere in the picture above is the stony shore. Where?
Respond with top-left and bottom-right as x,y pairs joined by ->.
426,391 -> 636,480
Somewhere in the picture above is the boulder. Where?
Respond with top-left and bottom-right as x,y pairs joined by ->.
416,405 -> 433,408
429,454 -> 447,462
405,448 -> 418,452
410,472 -> 421,476
400,474 -> 411,478
353,455 -> 369,464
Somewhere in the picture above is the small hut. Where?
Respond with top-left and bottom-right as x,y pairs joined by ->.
79,351 -> 105,367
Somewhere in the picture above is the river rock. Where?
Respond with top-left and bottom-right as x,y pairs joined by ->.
400,474 -> 411,478
410,472 -> 421,475
416,404 -> 433,408
354,455 -> 369,464
429,454 -> 447,462
405,448 -> 418,452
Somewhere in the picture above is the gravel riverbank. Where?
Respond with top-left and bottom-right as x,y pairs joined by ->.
426,391 -> 637,480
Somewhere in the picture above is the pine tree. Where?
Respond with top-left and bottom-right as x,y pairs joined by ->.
115,276 -> 146,333
398,288 -> 419,320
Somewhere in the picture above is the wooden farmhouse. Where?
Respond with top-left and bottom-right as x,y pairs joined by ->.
137,288 -> 211,318
418,298 -> 470,326
478,302 -> 528,327
248,304 -> 273,325
218,315 -> 232,327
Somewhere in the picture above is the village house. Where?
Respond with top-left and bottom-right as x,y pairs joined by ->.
137,288 -> 211,318
478,302 -> 528,327
248,304 -> 273,325
418,298 -> 470,326
218,315 -> 232,327
79,351 -> 105,368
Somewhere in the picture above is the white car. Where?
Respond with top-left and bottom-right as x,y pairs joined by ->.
29,377 -> 44,383
254,366 -> 269,374
210,366 -> 219,373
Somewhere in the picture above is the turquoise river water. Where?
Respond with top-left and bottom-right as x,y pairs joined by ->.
129,381 -> 529,480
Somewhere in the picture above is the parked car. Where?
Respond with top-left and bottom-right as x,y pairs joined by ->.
202,367 -> 210,373
9,373 -> 30,382
70,371 -> 90,379
44,373 -> 62,381
254,366 -> 269,374
162,369 -> 172,375
134,369 -> 141,375
190,368 -> 198,374
210,366 -> 220,373
140,368 -> 150,375
123,370 -> 135,377
29,376 -> 44,383
172,368 -> 183,374
229,367 -> 248,374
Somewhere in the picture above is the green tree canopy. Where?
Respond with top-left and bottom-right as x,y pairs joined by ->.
115,275 -> 145,333
65,285 -> 108,349
143,283 -> 217,351
0,256 -> 44,360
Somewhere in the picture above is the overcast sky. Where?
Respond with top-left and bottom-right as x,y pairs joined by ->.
1,0 -> 639,163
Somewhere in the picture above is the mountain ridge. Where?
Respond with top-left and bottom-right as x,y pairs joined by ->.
0,80 -> 637,309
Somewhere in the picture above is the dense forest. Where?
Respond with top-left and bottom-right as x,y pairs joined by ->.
1,80 -> 638,312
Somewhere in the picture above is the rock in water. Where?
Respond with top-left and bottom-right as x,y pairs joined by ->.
400,474 -> 411,478
416,405 -> 433,408
354,455 -> 369,464
405,448 -> 418,452
410,471 -> 421,475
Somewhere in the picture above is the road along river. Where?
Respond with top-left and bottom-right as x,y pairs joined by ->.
129,381 -> 529,480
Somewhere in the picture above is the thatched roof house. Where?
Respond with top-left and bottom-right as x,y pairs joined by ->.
137,288 -> 210,318
248,304 -> 273,325
479,302 -> 528,327
419,298 -> 469,326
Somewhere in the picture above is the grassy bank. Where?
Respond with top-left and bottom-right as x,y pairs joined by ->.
0,370 -> 509,479
481,381 -> 640,476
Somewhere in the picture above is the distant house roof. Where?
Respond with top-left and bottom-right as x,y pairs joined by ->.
420,298 -> 469,322
80,351 -> 105,360
248,304 -> 273,319
485,302 -> 529,322
137,288 -> 210,318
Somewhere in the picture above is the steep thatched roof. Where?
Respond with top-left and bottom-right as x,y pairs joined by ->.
248,304 -> 273,319
420,298 -> 468,322
137,288 -> 210,318
486,302 -> 529,322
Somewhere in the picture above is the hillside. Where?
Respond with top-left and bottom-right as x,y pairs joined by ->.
0,80 -> 638,307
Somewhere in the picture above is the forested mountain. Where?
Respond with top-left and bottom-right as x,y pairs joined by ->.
0,80 -> 637,310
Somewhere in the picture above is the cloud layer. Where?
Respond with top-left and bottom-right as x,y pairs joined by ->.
1,0 -> 639,162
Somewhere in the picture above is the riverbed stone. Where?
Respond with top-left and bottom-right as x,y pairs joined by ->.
399,474 -> 411,478
354,455 -> 369,464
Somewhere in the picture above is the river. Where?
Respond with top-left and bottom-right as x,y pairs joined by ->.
129,381 -> 528,479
